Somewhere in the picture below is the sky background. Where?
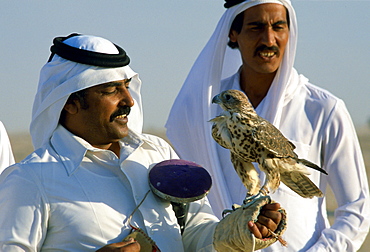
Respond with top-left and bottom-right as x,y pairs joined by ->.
1,0 -> 369,135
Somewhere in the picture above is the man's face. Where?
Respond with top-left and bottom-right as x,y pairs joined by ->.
67,79 -> 134,148
229,3 -> 289,75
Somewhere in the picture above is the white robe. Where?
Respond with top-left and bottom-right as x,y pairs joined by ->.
0,126 -> 218,251
166,0 -> 370,251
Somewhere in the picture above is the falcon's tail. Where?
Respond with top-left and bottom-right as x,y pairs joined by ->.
280,170 -> 324,198
298,158 -> 328,175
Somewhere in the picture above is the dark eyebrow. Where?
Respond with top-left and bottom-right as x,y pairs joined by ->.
247,21 -> 265,26
274,20 -> 288,26
247,20 -> 288,26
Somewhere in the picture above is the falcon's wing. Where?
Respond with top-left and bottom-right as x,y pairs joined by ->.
251,117 -> 328,175
211,116 -> 233,150
251,117 -> 297,158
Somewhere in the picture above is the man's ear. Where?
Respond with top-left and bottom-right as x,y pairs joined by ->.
229,30 -> 238,43
63,100 -> 80,115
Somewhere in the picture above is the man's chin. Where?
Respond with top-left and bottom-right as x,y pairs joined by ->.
116,128 -> 130,139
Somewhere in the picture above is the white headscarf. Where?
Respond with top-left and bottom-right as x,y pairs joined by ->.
166,0 -> 299,216
31,35 -> 143,149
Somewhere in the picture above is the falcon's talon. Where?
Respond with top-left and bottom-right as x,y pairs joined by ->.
242,193 -> 262,208
222,209 -> 234,218
242,193 -> 271,209
232,203 -> 241,210
222,203 -> 242,218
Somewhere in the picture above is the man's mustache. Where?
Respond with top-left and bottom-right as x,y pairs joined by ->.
254,45 -> 280,57
110,106 -> 131,122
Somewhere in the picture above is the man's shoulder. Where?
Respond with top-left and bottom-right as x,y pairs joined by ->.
131,132 -> 179,160
0,145 -> 61,183
141,133 -> 172,148
299,81 -> 351,124
9,144 -> 60,174
304,81 -> 342,107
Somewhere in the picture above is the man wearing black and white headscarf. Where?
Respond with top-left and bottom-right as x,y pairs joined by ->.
166,0 -> 370,251
0,33 -> 285,252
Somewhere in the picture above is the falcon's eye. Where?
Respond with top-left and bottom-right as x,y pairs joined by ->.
224,94 -> 232,100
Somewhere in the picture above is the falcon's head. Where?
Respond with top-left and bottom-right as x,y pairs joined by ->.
212,89 -> 256,115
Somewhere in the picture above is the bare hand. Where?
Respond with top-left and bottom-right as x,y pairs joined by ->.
96,238 -> 140,252
248,202 -> 282,239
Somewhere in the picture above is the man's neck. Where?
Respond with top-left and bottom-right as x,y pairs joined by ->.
239,68 -> 276,108
91,141 -> 121,158
108,142 -> 121,158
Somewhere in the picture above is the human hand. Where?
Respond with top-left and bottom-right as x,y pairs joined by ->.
214,197 -> 287,251
248,202 -> 282,239
96,238 -> 140,252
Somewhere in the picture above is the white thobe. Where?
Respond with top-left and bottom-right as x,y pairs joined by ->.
0,125 -> 218,251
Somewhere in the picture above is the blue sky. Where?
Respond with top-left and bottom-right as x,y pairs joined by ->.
1,0 -> 369,134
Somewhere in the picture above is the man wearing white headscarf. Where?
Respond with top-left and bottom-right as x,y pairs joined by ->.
0,121 -> 15,173
166,0 -> 370,251
0,33 -> 284,252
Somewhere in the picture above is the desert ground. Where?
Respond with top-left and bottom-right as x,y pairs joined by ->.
8,127 -> 370,251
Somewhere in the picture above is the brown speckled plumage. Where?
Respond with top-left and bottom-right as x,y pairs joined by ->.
210,89 -> 327,199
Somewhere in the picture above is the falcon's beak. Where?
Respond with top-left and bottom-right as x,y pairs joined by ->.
212,94 -> 221,104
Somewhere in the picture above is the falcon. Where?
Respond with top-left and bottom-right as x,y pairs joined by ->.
210,89 -> 327,207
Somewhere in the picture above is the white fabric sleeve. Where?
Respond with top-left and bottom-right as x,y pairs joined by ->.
0,165 -> 49,251
0,121 -> 15,173
307,100 -> 370,251
182,197 -> 219,252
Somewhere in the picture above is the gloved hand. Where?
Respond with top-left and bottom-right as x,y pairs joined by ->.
213,196 -> 287,252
